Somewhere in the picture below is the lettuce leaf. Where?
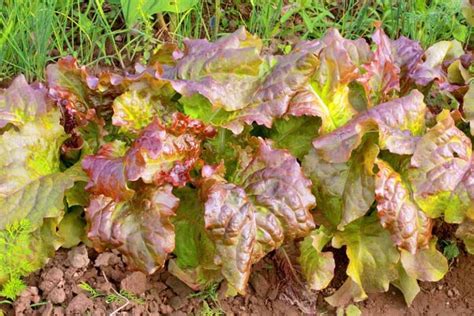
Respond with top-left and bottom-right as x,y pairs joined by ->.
463,82 -> 474,136
82,114 -> 215,273
0,110 -> 73,229
358,23 -> 400,106
261,116 -> 321,159
303,90 -> 425,228
111,82 -> 176,135
171,28 -> 371,134
0,75 -> 51,129
197,139 -> 315,294
375,160 -> 433,254
331,214 -> 400,298
410,40 -> 464,86
409,111 -> 472,223
83,113 -> 215,202
400,239 -> 448,282
298,226 -> 335,290
86,184 -> 178,273
311,90 -> 426,163
303,141 -> 378,228
456,219 -> 474,254
391,263 -> 420,306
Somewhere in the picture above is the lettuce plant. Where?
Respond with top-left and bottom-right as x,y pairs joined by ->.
0,25 -> 473,306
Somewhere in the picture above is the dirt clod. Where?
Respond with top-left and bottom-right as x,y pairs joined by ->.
94,252 -> 118,267
40,267 -> 64,293
250,272 -> 270,298
52,306 -> 65,316
67,245 -> 90,269
165,275 -> 193,298
159,304 -> 173,314
48,287 -> 66,304
9,246 -> 473,315
41,302 -> 54,315
14,286 -> 40,314
120,271 -> 148,295
169,295 -> 187,310
66,293 -> 94,314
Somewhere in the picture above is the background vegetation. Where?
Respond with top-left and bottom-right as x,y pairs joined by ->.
0,0 -> 472,82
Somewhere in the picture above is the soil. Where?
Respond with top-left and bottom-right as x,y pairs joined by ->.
0,243 -> 473,316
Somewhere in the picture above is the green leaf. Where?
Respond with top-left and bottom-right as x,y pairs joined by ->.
29,218 -> 65,270
463,82 -> 474,136
302,148 -> 346,227
181,94 -> 237,128
332,214 -> 399,296
121,0 -> 199,27
173,187 -> 217,271
303,141 -> 378,229
0,111 -> 76,230
391,264 -> 420,306
111,74 -> 178,136
298,227 -> 335,290
456,219 -> 474,254
0,219 -> 34,286
148,0 -> 198,13
263,116 -> 320,159
65,181 -> 90,207
0,277 -> 27,300
400,239 -> 448,282
345,304 -> 362,316
462,0 -> 474,26
58,206 -> 87,249
112,88 -> 167,135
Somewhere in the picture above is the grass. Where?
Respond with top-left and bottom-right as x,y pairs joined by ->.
189,283 -> 224,316
79,281 -> 145,305
0,0 -> 472,82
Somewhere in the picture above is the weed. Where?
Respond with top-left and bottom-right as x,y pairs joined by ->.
189,283 -> 224,316
199,300 -> 224,316
1,0 -> 472,82
79,282 -> 104,299
441,240 -> 461,261
79,282 -> 144,305
0,219 -> 35,301
189,282 -> 219,303
105,290 -> 144,305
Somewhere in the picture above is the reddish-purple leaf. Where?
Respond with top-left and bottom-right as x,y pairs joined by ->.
375,160 -> 433,254
358,23 -> 400,105
312,90 -> 426,163
86,184 -> 178,273
0,75 -> 51,128
83,113 -> 215,201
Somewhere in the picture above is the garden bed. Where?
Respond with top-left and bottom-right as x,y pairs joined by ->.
1,2 -> 474,314
2,247 -> 473,315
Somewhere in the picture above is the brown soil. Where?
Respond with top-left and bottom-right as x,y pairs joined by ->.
358,254 -> 474,316
1,244 -> 473,316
